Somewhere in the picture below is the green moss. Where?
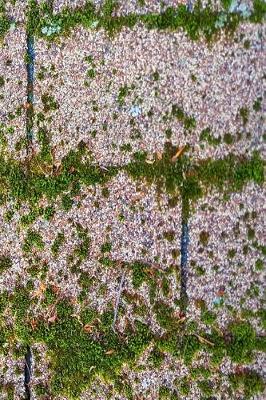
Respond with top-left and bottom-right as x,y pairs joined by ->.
161,275 -> 170,296
163,230 -> 175,242
126,142 -> 185,194
0,255 -> 12,273
0,14 -> 10,38
26,0 -> 41,35
28,0 -> 264,43
61,194 -> 74,211
15,137 -> 28,151
171,104 -> 196,130
251,0 -> 266,23
179,377 -> 190,395
20,208 -> 39,226
165,128 -> 172,139
152,71 -> 160,81
87,68 -> 96,79
41,93 -> 59,113
6,291 -> 149,397
199,230 -> 209,246
98,256 -> 115,267
22,229 -> 44,253
223,132 -> 234,145
118,84 -> 131,105
5,386 -> 15,400
243,39 -> 251,49
227,321 -> 256,363
247,226 -> 255,240
253,97 -> 262,111
196,265 -> 205,276
195,151 -> 264,192
101,187 -> 110,198
130,261 -> 151,288
197,379 -> 213,396
34,384 -> 48,396
37,128 -> 52,163
255,258 -> 264,271
229,371 -> 265,399
153,301 -> 176,329
201,309 -> 216,325
51,232 -> 65,257
120,143 -> 132,152
190,366 -> 211,379
239,107 -> 249,125
74,224 -> 90,261
147,346 -> 165,367
101,241 -> 112,253
43,205 -> 55,220
228,248 -> 236,259
159,385 -> 172,399
200,127 -> 221,146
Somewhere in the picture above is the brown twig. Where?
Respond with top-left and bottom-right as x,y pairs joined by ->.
193,333 -> 214,347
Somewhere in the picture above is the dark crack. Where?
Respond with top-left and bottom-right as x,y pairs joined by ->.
24,346 -> 32,400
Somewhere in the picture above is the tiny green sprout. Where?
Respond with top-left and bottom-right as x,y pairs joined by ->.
101,242 -> 112,253
239,107 -> 249,125
0,255 -> 12,273
253,97 -> 262,112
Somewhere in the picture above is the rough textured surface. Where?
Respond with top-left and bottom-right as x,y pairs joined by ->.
34,23 -> 265,165
0,1 -> 265,399
0,27 -> 27,159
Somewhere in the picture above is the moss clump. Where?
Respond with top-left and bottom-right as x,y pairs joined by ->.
229,371 -> 265,399
61,194 -> 73,211
33,303 -> 152,396
7,288 -> 152,397
239,106 -> 249,125
227,321 -> 256,363
253,97 -> 262,111
178,377 -> 190,395
0,14 -> 10,38
159,385 -> 172,399
101,241 -> 112,253
251,0 -> 266,23
223,132 -> 234,145
200,127 -> 221,145
130,261 -> 151,288
195,151 -> 264,192
41,93 -> 59,113
117,84 -> 131,105
0,255 -> 12,273
126,142 -> 185,193
0,144 -> 118,206
147,346 -> 165,367
22,230 -> 44,253
153,301 -> 176,330
37,128 -> 52,163
197,379 -> 213,396
171,104 -> 196,130
163,230 -> 175,242
199,230 -> 209,246
201,309 -> 216,325
51,232 -> 65,257
74,224 -> 90,262
28,0 -> 265,42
